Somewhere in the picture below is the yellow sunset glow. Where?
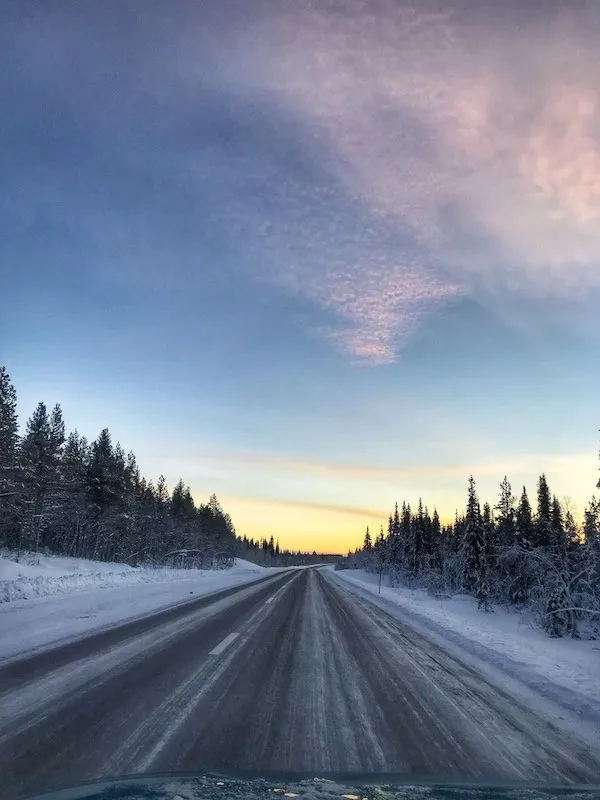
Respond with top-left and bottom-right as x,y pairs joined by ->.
189,449 -> 598,554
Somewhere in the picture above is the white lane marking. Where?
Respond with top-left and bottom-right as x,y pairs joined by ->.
209,632 -> 239,656
264,571 -> 300,607
133,572 -> 302,770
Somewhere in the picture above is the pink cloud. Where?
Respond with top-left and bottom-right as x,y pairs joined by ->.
520,85 -> 600,224
213,1 -> 600,359
318,265 -> 462,363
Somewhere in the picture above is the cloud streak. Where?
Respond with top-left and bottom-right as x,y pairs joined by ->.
192,448 -> 597,486
218,493 -> 385,521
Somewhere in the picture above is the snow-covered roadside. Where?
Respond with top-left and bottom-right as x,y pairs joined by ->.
332,569 -> 600,727
0,552 -> 271,603
0,553 -> 282,663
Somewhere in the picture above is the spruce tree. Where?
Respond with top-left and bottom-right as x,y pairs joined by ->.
515,486 -> 534,548
431,508 -> 442,570
479,501 -> 495,610
171,479 -> 188,518
54,431 -> 89,555
460,477 -> 484,595
87,428 -> 117,514
49,405 -> 65,458
400,502 -> 411,567
583,498 -> 600,607
482,502 -> 496,568
363,526 -> 372,550
503,487 -> 536,604
86,428 -> 121,559
20,402 -> 63,551
0,367 -> 19,546
551,496 -> 567,552
534,474 -> 553,548
421,505 -> 433,573
495,476 -> 516,546
407,499 -> 425,576
155,474 -> 169,504
564,506 -> 579,551
388,502 -> 401,567
583,500 -> 599,547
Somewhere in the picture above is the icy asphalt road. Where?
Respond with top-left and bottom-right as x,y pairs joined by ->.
1,568 -> 599,799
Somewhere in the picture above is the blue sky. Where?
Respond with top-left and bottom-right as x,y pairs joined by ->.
2,0 -> 599,552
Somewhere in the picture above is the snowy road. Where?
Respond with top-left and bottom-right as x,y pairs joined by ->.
1,568 -> 599,799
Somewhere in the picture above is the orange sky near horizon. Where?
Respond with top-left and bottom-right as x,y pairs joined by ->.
189,449 -> 598,555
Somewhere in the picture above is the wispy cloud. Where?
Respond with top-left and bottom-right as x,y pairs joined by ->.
190,448 -> 597,486
222,0 -> 600,357
219,493 -> 384,521
313,262 -> 460,363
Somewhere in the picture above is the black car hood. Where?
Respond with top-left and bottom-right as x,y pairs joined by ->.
25,773 -> 600,800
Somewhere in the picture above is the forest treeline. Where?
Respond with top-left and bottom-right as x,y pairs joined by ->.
340,465 -> 600,638
0,367 -> 327,568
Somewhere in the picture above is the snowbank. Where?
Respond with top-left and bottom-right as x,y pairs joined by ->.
333,569 -> 600,725
0,552 -> 266,604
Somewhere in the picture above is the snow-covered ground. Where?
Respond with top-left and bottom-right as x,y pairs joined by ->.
0,552 -> 281,663
333,568 -> 600,727
0,551 -> 270,603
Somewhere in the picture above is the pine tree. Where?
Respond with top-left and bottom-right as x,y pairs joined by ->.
20,402 -> 64,551
85,428 -> 121,559
53,431 -> 89,555
495,476 -> 516,546
537,474 -> 552,519
49,405 -> 65,458
171,479 -> 188,518
0,367 -> 19,547
407,500 -> 424,576
363,526 -> 372,550
582,498 -> 600,614
431,508 -> 442,570
479,501 -> 495,610
386,513 -> 394,558
564,506 -> 579,551
421,505 -> 433,573
460,477 -> 485,597
482,502 -> 496,569
501,486 -> 536,604
583,500 -> 599,547
87,429 -> 118,514
400,502 -> 411,566
388,502 -> 401,566
515,486 -> 534,548
155,474 -> 169,504
482,502 -> 491,525
169,479 -> 197,556
534,474 -> 553,548
551,496 -> 567,552
466,477 -> 481,524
